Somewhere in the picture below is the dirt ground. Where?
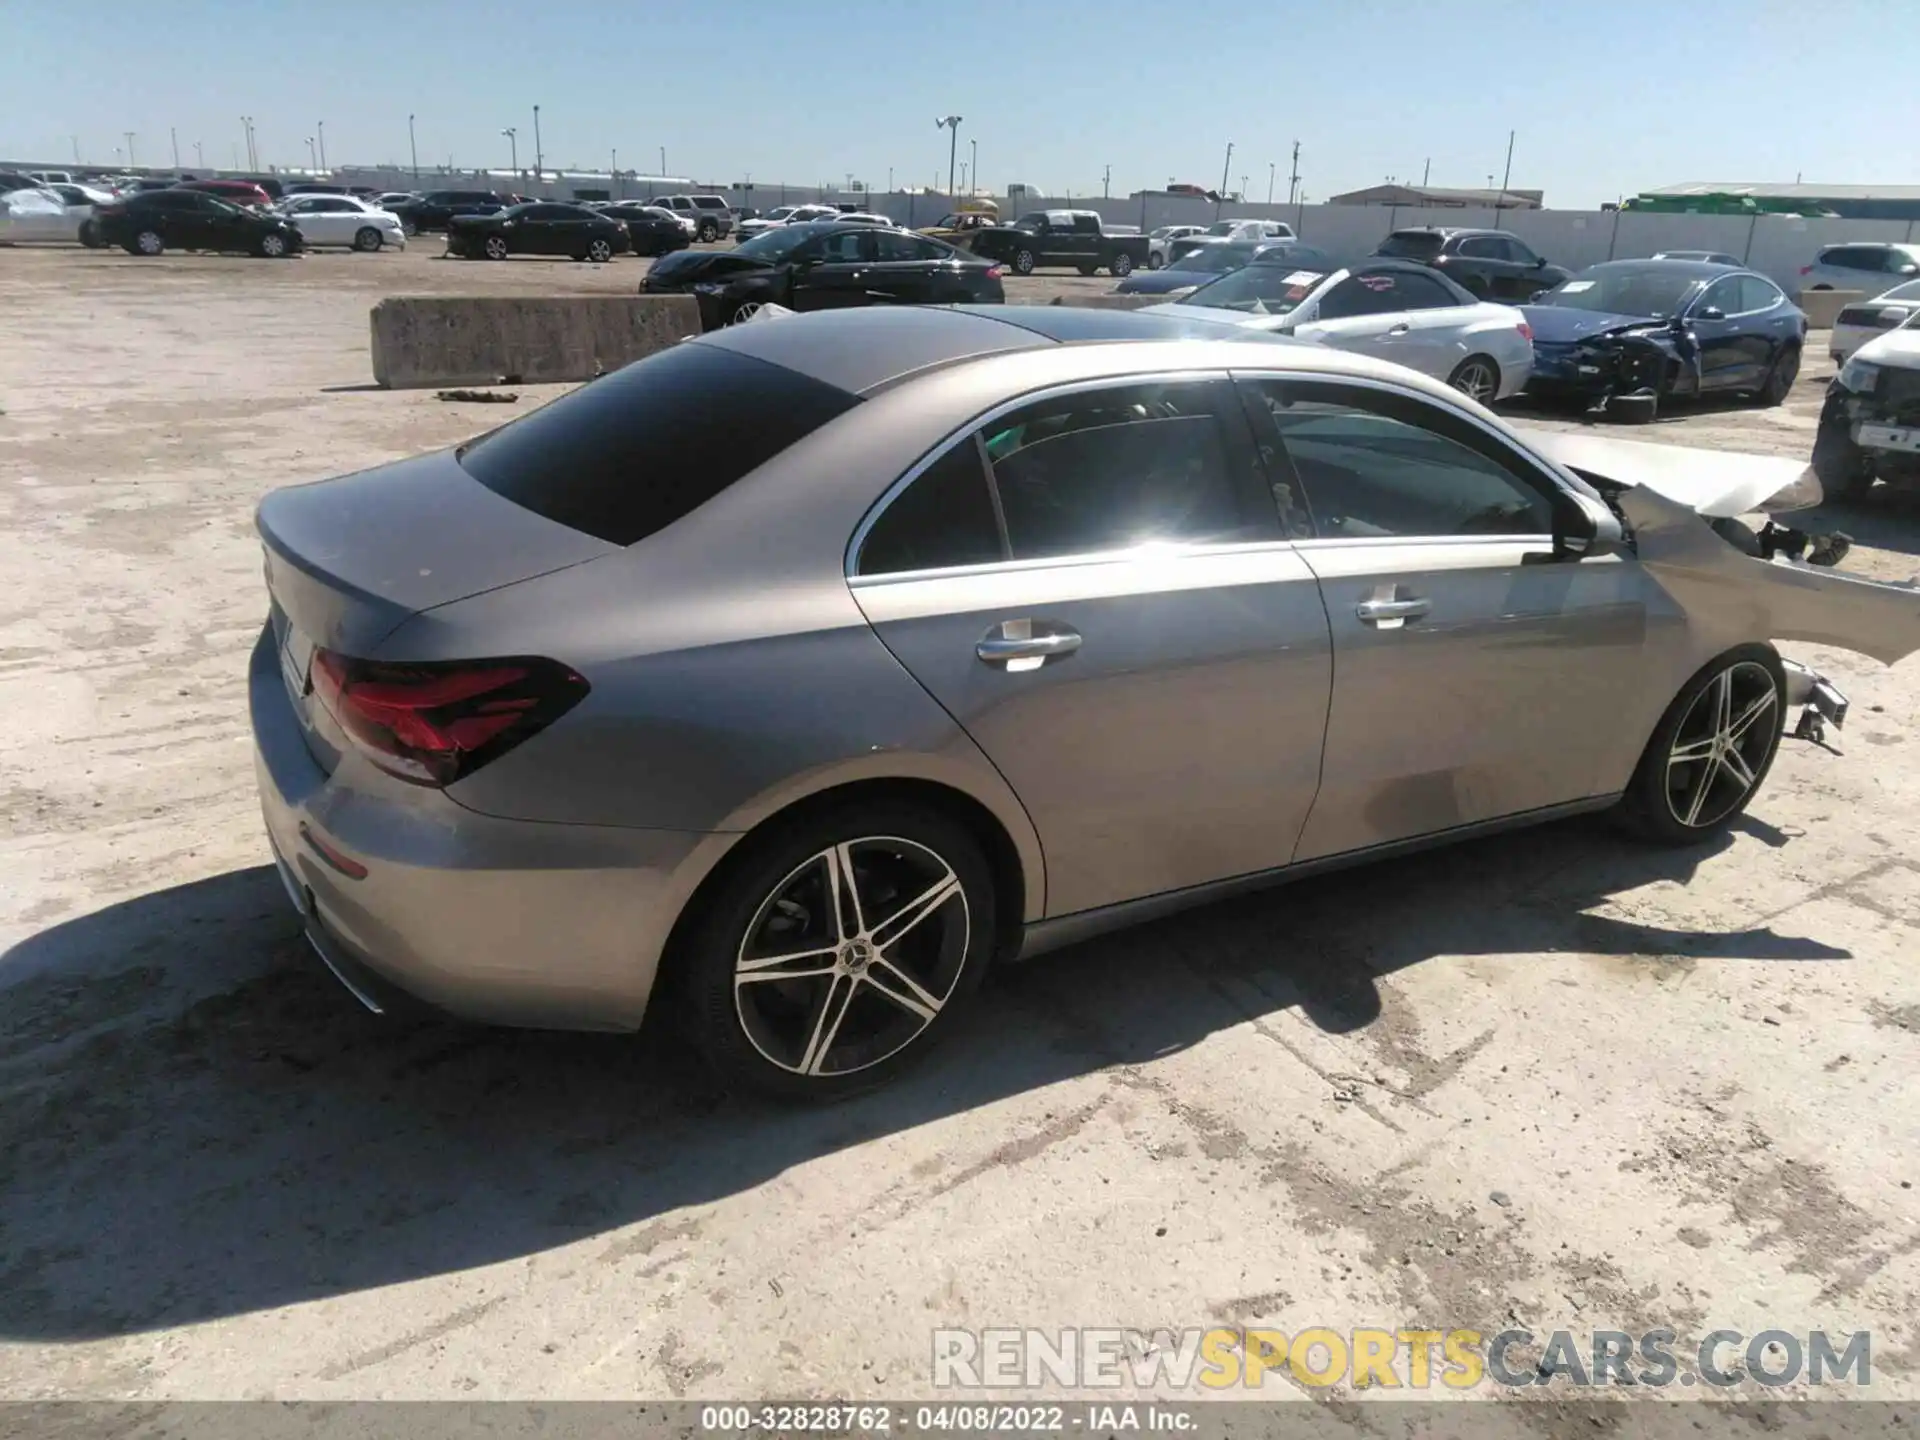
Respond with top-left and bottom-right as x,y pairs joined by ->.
2,242 -> 1919,1410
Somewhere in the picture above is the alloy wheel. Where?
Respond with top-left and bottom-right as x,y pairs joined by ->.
1663,661 -> 1779,829
729,301 -> 765,324
733,836 -> 970,1078
136,231 -> 163,255
1450,359 -> 1497,404
484,236 -> 509,260
261,233 -> 286,257
588,239 -> 611,262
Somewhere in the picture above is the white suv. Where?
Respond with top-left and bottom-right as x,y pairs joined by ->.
1798,242 -> 1920,295
653,195 -> 734,241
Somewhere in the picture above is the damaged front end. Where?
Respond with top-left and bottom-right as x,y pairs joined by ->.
1529,319 -> 1693,423
1523,427 -> 1920,744
1813,351 -> 1920,499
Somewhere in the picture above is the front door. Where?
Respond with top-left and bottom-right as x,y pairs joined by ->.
790,230 -> 877,310
1237,374 -> 1657,861
849,375 -> 1333,918
1291,272 -> 1413,357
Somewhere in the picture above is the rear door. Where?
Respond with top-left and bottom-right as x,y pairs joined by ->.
867,228 -> 941,303
849,375 -> 1333,917
790,229 -> 877,310
167,192 -> 223,248
1237,374 -> 1657,860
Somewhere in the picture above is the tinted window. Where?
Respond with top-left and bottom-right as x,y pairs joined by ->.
1376,230 -> 1446,260
1387,271 -> 1462,309
874,230 -> 945,262
1456,236 -> 1504,259
1698,277 -> 1742,314
1071,214 -> 1100,233
1505,237 -> 1539,264
858,441 -> 1004,576
525,204 -> 581,220
807,229 -> 870,262
980,382 -> 1267,561
1249,383 -> 1554,539
1735,275 -> 1784,312
459,344 -> 860,546
1318,273 -> 1408,319
1822,246 -> 1883,271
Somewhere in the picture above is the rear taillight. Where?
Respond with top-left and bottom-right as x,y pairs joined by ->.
1516,321 -> 1532,342
985,264 -> 1006,279
310,650 -> 587,787
1799,265 -> 1814,275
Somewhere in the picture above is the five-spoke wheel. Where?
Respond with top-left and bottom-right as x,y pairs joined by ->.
1617,647 -> 1786,844
679,806 -> 993,1098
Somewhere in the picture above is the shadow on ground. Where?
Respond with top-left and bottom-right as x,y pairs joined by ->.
0,813 -> 1846,1342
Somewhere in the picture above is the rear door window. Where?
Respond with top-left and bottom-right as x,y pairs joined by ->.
1389,272 -> 1461,309
458,343 -> 860,546
1377,231 -> 1446,259
1317,273 -> 1408,319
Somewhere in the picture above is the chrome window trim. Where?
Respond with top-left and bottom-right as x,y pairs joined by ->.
845,369 -> 1242,580
1228,367 -> 1590,508
849,534 -> 1322,590
1290,533 -> 1554,552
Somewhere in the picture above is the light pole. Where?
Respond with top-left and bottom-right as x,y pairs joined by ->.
317,121 -> 326,171
1267,162 -> 1275,204
1497,128 -> 1515,211
124,131 -> 137,168
241,116 -> 256,171
305,136 -> 317,170
1286,140 -> 1300,206
659,145 -> 666,177
1217,140 -> 1233,209
532,104 -> 542,177
195,141 -> 204,169
971,138 -> 977,195
70,135 -> 81,165
612,148 -> 619,198
502,127 -> 518,174
1103,163 -> 1110,198
408,113 -> 419,182
936,114 -> 962,196
170,127 -> 180,171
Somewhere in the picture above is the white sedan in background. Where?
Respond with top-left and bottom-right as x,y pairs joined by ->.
276,194 -> 407,251
0,184 -> 115,244
1147,224 -> 1205,268
735,204 -> 838,240
1149,256 -> 1535,402
1829,279 -> 1920,365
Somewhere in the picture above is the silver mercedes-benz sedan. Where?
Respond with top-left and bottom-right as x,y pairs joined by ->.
252,305 -> 1920,1099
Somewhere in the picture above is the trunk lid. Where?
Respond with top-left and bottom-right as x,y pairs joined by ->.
257,448 -> 618,659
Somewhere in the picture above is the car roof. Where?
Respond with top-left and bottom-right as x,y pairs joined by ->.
1578,257 -> 1746,278
692,302 -> 1451,398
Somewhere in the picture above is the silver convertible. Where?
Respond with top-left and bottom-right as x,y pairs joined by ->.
251,306 -> 1919,1098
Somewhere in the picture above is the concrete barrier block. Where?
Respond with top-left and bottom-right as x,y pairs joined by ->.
1795,289 -> 1862,329
370,295 -> 703,389
1045,293 -> 1167,310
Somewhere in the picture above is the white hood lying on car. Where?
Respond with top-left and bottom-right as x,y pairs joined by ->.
1517,427 -> 1819,519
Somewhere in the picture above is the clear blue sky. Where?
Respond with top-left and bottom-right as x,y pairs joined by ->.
4,0 -> 1910,207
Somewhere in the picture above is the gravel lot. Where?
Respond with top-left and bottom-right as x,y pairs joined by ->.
3,243 -> 1919,1409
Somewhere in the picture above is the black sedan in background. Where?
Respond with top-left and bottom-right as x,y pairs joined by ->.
600,202 -> 693,257
92,188 -> 305,257
446,202 -> 632,262
1115,240 -> 1340,298
1521,259 -> 1805,422
641,220 -> 1005,330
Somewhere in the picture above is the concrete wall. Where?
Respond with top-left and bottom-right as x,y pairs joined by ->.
369,295 -> 701,389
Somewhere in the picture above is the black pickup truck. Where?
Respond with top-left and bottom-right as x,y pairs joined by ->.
970,209 -> 1150,277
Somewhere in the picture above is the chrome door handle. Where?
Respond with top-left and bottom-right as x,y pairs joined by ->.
976,621 -> 1082,670
1356,597 -> 1431,623
1386,323 -> 1411,335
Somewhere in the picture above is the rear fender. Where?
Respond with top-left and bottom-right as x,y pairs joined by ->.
1622,486 -> 1920,665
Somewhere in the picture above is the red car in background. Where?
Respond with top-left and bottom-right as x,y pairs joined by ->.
176,179 -> 273,208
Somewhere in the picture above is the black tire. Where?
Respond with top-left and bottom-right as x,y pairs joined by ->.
585,237 -> 613,263
1611,390 -> 1660,425
1613,646 -> 1786,846
1076,263 -> 1097,277
128,229 -> 164,257
402,217 -> 420,237
698,220 -> 719,243
1446,355 -> 1500,406
352,226 -> 383,252
1812,420 -> 1874,500
1110,252 -> 1135,277
1013,248 -> 1036,275
79,219 -> 104,249
1147,252 -> 1164,270
1757,343 -> 1800,406
483,235 -> 510,261
256,231 -> 289,259
675,802 -> 997,1100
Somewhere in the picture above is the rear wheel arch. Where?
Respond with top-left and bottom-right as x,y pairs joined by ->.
657,776 -> 1034,1000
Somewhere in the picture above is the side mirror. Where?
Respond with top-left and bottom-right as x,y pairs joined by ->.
1532,493 -> 1627,564
1533,256 -> 1547,267
1698,306 -> 1725,321
1902,264 -> 1920,275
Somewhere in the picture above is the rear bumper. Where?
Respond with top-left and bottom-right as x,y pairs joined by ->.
249,624 -> 722,1032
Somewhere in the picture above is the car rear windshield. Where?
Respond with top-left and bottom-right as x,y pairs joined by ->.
1377,231 -> 1447,259
458,342 -> 861,546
